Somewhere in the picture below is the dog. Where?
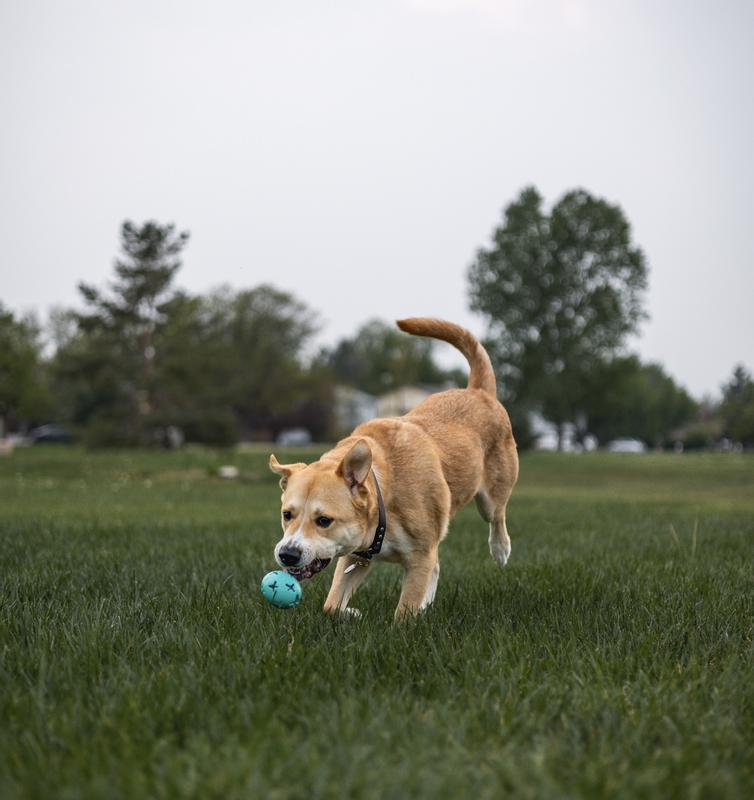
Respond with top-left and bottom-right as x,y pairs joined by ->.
269,318 -> 518,619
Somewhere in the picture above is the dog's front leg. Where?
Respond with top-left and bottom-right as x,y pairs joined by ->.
323,556 -> 372,615
395,550 -> 439,620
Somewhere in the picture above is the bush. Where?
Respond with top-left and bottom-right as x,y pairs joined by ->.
83,413 -> 142,448
178,409 -> 239,447
681,419 -> 723,451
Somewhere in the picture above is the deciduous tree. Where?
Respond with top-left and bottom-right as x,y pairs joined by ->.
468,186 -> 648,449
580,356 -> 696,447
330,319 -> 463,396
0,305 -> 51,434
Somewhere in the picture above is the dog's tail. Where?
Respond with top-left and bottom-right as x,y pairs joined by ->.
396,318 -> 497,397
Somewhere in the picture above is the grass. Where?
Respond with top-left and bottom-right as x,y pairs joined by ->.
1,446 -> 753,799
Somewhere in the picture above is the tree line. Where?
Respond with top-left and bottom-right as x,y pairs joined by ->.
2,187 -> 752,449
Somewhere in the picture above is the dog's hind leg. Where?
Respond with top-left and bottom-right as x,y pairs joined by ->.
475,478 -> 516,567
475,436 -> 518,567
475,489 -> 510,566
323,556 -> 373,616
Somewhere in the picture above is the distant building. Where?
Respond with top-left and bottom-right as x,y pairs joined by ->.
334,386 -> 378,433
376,384 -> 454,418
334,383 -> 456,433
376,386 -> 433,418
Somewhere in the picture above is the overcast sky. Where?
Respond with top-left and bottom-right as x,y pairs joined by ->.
2,0 -> 752,397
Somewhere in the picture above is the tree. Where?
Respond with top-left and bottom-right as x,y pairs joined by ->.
580,356 -> 697,447
52,220 -> 189,445
195,285 -> 330,439
0,304 -> 51,435
329,319 -> 463,396
140,291 -> 240,445
720,365 -> 754,447
468,186 -> 648,449
77,220 -> 189,412
52,221 -> 329,445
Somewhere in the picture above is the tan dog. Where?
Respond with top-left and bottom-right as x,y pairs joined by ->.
269,318 -> 518,619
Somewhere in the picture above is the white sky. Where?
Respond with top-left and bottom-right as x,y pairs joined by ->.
2,0 -> 752,398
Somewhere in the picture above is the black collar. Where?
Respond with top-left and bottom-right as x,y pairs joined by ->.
351,469 -> 387,562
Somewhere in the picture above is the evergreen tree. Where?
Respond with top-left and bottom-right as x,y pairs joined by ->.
54,221 -> 189,445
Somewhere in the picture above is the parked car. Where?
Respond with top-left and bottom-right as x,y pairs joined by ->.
276,428 -> 312,446
29,424 -> 73,444
607,438 -> 647,454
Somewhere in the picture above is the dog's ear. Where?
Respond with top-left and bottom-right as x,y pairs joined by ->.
337,439 -> 372,492
269,454 -> 306,490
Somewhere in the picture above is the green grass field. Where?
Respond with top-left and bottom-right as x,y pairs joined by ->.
1,447 -> 753,799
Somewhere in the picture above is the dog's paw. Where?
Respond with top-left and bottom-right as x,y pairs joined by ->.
340,607 -> 362,619
489,540 -> 511,567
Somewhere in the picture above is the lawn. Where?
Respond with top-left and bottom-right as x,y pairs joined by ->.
1,447 -> 752,799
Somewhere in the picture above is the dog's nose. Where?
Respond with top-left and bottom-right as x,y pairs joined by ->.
278,546 -> 302,567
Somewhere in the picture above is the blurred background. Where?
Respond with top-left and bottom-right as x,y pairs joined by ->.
1,0 -> 752,452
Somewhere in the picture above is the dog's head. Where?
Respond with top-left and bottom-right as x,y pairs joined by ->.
268,439 -> 375,580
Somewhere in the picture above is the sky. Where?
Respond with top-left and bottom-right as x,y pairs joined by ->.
2,0 -> 752,398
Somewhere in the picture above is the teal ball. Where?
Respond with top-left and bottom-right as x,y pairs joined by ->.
261,570 -> 302,609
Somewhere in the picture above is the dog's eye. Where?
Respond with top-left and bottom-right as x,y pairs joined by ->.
315,516 -> 333,528
282,510 -> 293,522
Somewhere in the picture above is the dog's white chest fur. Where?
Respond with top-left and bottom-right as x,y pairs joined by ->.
374,523 -> 412,562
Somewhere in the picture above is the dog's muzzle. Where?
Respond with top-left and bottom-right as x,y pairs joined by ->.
285,558 -> 332,581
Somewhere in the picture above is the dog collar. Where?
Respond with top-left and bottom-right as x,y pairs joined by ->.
350,469 -> 387,564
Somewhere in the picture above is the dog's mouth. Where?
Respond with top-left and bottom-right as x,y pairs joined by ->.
286,558 -> 332,582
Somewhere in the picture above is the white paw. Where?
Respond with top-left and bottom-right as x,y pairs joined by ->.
489,540 -> 511,567
340,607 -> 362,619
